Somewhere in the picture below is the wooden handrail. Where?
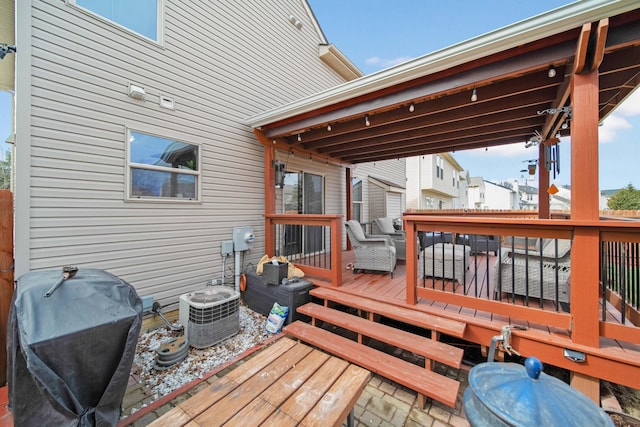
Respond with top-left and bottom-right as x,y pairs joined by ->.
404,215 -> 640,349
264,214 -> 343,287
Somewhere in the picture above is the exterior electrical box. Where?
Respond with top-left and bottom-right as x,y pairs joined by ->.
221,240 -> 234,256
232,226 -> 254,252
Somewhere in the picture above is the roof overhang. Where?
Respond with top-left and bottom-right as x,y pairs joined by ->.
246,0 -> 640,165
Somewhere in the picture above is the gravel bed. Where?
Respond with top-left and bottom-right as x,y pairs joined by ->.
129,304 -> 270,413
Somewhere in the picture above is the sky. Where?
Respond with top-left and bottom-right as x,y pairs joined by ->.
1,1 -> 638,190
307,0 -> 640,191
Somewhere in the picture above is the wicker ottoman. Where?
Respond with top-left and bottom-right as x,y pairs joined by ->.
422,243 -> 470,283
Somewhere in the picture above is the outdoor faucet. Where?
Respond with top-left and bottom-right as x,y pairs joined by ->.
487,325 -> 524,362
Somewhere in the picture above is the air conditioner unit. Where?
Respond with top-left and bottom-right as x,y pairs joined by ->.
178,286 -> 240,349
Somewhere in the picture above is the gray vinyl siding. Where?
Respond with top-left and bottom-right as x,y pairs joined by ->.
353,160 -> 406,225
17,0 -> 346,306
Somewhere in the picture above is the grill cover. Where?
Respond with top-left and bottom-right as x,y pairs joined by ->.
8,268 -> 142,426
463,357 -> 614,426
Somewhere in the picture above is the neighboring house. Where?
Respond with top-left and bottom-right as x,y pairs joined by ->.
405,153 -> 463,210
600,188 -> 621,210
469,180 -> 518,210
466,177 -> 486,209
519,183 -> 539,210
453,170 -> 470,210
12,0 -> 369,306
353,159 -> 406,229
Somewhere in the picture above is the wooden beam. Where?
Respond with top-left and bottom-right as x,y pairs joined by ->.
591,19 -> 609,72
574,23 -> 592,74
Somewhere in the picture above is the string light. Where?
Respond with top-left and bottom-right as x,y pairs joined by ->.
471,88 -> 478,102
297,133 -> 301,142
547,66 -> 557,78
365,115 -> 370,126
327,124 -> 332,131
408,103 -> 415,113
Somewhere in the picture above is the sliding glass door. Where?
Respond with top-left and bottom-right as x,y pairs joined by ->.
282,172 -> 324,256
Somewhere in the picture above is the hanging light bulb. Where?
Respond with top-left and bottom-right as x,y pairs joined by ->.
561,121 -> 568,129
327,124 -> 332,131
409,103 -> 415,113
547,66 -> 557,78
272,139 -> 276,144
297,133 -> 302,142
365,115 -> 370,126
471,88 -> 478,102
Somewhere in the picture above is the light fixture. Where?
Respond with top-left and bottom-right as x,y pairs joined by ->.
365,115 -> 370,126
561,121 -> 569,129
128,83 -> 146,100
408,103 -> 415,113
528,164 -> 537,175
471,88 -> 478,102
274,160 -> 286,189
547,66 -> 557,78
297,133 -> 301,142
327,124 -> 332,131
272,139 -> 276,144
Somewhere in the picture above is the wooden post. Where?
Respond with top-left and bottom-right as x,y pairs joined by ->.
0,190 -> 14,386
569,70 -> 601,402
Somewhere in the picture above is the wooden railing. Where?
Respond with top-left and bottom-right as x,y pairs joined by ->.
264,214 -> 343,287
403,214 -> 640,348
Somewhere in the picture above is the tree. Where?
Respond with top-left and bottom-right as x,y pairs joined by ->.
607,184 -> 640,210
0,150 -> 10,190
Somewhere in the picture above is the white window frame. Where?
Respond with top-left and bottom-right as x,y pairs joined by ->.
67,0 -> 164,45
125,129 -> 201,203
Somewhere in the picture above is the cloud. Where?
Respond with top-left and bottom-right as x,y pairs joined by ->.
615,88 -> 640,116
365,55 -> 414,69
598,88 -> 639,142
599,115 -> 632,143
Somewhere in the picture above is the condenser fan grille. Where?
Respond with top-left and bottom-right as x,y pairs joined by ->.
188,298 -> 239,324
178,287 -> 241,349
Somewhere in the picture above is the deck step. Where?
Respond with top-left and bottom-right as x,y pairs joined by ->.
297,303 -> 463,369
311,287 -> 466,338
284,321 -> 460,408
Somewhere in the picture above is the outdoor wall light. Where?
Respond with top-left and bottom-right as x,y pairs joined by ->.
274,160 -> 286,189
128,84 -> 146,100
471,88 -> 478,102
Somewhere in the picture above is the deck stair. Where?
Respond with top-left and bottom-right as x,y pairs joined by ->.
284,288 -> 468,408
311,287 -> 467,339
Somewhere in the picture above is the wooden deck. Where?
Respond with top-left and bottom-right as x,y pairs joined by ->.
301,250 -> 640,391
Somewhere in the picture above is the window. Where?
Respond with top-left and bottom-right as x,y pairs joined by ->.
352,178 -> 363,223
70,0 -> 162,42
127,131 -> 200,201
436,155 -> 444,180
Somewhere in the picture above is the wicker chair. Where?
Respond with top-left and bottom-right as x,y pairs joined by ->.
345,220 -> 397,277
372,217 -> 406,260
495,238 -> 571,305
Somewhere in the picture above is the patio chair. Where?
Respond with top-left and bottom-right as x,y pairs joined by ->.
345,220 -> 397,277
495,237 -> 571,305
373,217 -> 406,260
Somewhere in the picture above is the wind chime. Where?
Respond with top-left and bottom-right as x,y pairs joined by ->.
543,136 -> 561,194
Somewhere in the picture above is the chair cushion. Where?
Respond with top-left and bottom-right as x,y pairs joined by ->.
346,220 -> 366,241
375,217 -> 396,234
